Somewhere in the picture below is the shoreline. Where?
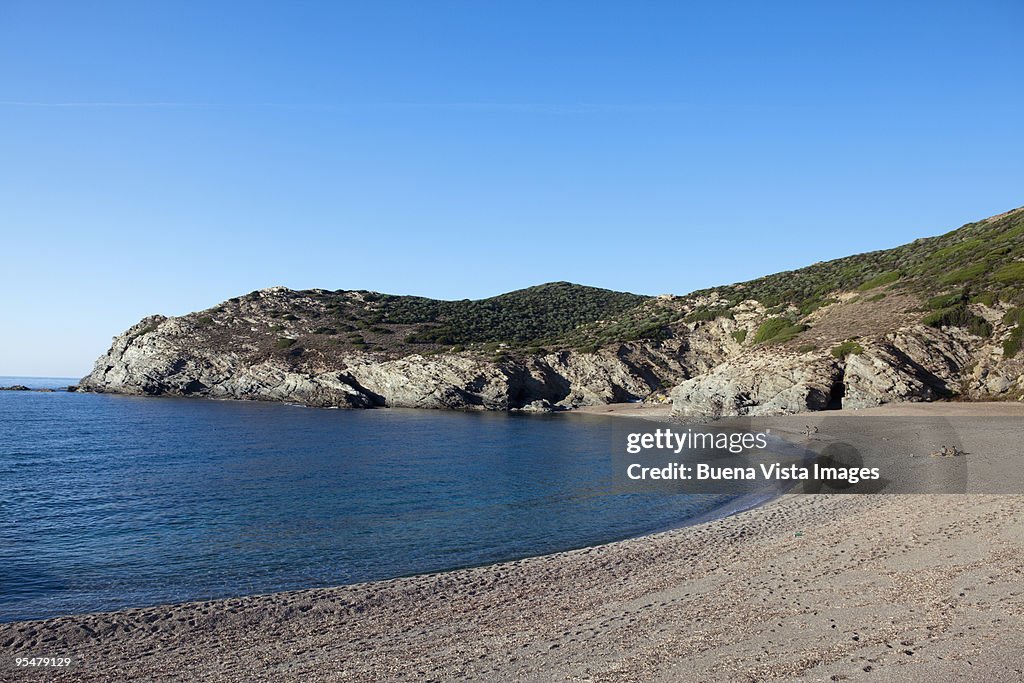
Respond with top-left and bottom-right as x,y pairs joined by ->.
4,494 -> 1022,681
571,398 -> 1024,420
3,401 -> 1023,681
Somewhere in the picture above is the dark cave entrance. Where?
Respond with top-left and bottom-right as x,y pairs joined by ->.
826,376 -> 846,410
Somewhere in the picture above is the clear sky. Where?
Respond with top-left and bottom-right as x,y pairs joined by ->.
2,1 -> 1022,377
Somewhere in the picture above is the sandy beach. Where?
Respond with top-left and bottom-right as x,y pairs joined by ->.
575,398 -> 1024,420
3,402 -> 1023,682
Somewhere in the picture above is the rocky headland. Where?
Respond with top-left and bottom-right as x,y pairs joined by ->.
79,207 -> 1024,419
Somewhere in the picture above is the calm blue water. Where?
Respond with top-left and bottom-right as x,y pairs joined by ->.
0,382 -> 740,622
0,376 -> 78,390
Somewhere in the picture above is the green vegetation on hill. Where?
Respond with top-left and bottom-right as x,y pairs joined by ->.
194,206 -> 1024,360
242,282 -> 656,355
994,263 -> 1024,284
688,207 -> 1024,315
754,318 -> 807,344
363,282 -> 647,346
922,291 -> 992,338
1003,307 -> 1024,358
831,340 -> 864,359
857,271 -> 900,291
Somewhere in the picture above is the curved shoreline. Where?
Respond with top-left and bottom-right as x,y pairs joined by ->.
0,401 -> 761,626
2,394 -> 764,626
3,403 -> 1023,681
4,493 -> 1023,682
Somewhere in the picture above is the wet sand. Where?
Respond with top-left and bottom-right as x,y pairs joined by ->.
2,402 -> 1022,682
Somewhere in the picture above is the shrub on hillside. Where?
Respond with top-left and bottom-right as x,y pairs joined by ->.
994,263 -> 1024,283
1002,307 -> 1024,327
922,304 -> 992,338
754,318 -> 807,344
831,341 -> 864,359
939,263 -> 987,285
857,271 -> 900,291
1004,328 -> 1023,358
684,307 -> 734,323
927,292 -> 965,310
970,292 -> 996,307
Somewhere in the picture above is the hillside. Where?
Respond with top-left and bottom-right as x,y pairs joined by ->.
194,281 -> 650,362
79,206 -> 1024,416
573,205 -> 1024,353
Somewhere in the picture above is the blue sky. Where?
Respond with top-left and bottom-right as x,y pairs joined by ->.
2,1 -> 1022,377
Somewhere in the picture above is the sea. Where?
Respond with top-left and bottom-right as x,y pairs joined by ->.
0,376 -> 743,622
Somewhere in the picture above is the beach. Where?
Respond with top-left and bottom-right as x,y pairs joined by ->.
2,403 -> 1023,682
7,1 -> 1022,678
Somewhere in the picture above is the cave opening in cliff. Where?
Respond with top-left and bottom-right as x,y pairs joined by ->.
827,377 -> 846,410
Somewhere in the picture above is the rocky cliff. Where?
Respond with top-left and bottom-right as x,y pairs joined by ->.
80,207 -> 1024,418
78,307 -> 693,411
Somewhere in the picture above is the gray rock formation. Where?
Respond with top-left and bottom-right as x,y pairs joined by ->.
670,351 -> 842,420
78,315 -> 690,411
668,322 -> 1023,419
79,289 -> 1024,420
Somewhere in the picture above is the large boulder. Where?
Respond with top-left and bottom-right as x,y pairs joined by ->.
670,351 -> 842,420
